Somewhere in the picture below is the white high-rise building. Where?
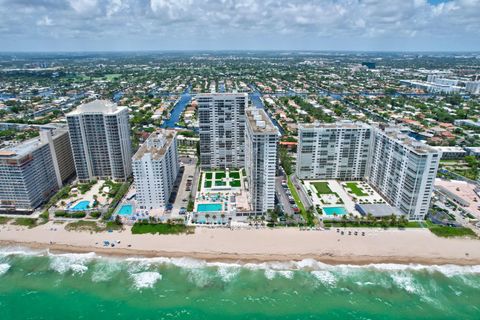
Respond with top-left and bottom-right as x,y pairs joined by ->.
296,121 -> 372,180
197,93 -> 247,169
295,121 -> 440,220
66,100 -> 132,182
0,126 -> 75,213
245,109 -> 279,214
465,81 -> 480,94
132,130 -> 179,211
368,127 -> 440,220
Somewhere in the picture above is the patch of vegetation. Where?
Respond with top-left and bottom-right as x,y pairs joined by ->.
78,180 -> 97,194
0,216 -> 12,224
215,171 -> 226,179
230,179 -> 241,187
65,220 -> 103,232
90,211 -> 102,219
54,211 -> 86,219
279,145 -> 293,175
205,172 -> 213,179
12,218 -> 39,228
287,175 -> 314,225
187,199 -> 195,212
312,182 -> 333,194
204,180 -> 212,188
229,171 -> 240,179
428,225 -> 477,238
345,182 -> 368,196
108,181 -> 131,210
131,222 -> 194,235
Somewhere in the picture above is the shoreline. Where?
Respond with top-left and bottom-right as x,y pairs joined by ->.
1,239 -> 480,266
1,222 -> 480,266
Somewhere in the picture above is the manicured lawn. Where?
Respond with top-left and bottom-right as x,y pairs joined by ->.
131,222 -> 195,235
215,180 -> 227,186
215,171 -> 226,179
229,171 -> 240,179
205,172 -> 213,179
345,182 -> 368,196
312,182 -> 333,194
428,225 -> 477,238
204,180 -> 212,188
230,179 -> 241,187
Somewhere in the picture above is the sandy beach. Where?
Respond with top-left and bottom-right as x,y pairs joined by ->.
0,222 -> 479,265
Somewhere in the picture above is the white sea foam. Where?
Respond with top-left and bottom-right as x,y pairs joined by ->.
311,270 -> 337,287
0,247 -> 47,257
91,261 -> 123,282
390,272 -> 419,294
0,263 -> 11,276
48,252 -> 96,274
130,272 -> 162,289
216,265 -> 241,282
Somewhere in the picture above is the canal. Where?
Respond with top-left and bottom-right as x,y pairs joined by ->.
161,86 -> 192,129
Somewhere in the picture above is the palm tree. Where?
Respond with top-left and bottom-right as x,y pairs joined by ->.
205,214 -> 210,224
341,214 -> 348,227
366,213 -> 375,226
221,213 -> 226,224
389,214 -> 397,227
212,215 -> 217,224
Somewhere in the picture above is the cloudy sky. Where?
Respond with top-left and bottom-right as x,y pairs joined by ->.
0,0 -> 479,51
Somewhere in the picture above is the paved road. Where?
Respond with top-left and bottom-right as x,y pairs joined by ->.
171,158 -> 196,217
275,176 -> 294,216
291,175 -> 312,210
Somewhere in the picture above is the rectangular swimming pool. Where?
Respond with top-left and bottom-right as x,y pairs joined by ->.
118,204 -> 133,216
70,201 -> 90,211
197,203 -> 223,212
323,207 -> 347,216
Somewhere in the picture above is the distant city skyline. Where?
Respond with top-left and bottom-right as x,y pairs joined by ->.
0,0 -> 479,52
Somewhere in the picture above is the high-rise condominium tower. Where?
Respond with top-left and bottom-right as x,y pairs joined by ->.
132,130 -> 179,211
295,121 -> 440,220
296,121 -> 372,180
0,126 -> 75,213
197,93 -> 247,169
245,108 -> 279,214
368,127 -> 440,220
66,100 -> 132,182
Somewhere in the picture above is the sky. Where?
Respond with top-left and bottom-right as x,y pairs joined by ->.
0,0 -> 479,52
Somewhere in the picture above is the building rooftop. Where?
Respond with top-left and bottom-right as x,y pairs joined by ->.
195,93 -> 248,98
376,126 -> 439,155
246,108 -> 279,134
356,203 -> 404,217
133,129 -> 176,161
67,100 -> 126,116
0,127 -> 67,159
300,120 -> 371,130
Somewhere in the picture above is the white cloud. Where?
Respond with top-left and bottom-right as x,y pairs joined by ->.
0,0 -> 479,50
37,15 -> 53,26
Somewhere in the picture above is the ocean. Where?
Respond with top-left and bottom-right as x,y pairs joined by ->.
0,247 -> 479,319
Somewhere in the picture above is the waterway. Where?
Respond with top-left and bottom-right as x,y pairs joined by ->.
161,86 -> 192,129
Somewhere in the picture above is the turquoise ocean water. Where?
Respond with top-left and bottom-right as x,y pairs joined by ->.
0,247 -> 479,319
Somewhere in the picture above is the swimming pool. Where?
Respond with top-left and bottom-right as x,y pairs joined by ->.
323,207 -> 347,216
70,200 -> 90,211
118,204 -> 133,216
197,203 -> 223,212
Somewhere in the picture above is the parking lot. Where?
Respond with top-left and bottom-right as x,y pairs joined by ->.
170,157 -> 198,217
